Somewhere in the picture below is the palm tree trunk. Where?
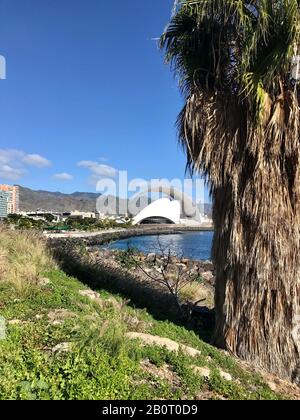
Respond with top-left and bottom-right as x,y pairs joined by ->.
212,161 -> 300,381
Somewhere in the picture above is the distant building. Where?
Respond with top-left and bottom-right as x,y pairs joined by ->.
64,210 -> 96,219
0,185 -> 19,214
0,191 -> 9,219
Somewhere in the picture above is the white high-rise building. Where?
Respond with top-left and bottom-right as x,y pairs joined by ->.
0,185 -> 19,214
0,191 -> 8,218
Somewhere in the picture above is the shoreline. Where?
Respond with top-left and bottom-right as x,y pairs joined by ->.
46,224 -> 214,246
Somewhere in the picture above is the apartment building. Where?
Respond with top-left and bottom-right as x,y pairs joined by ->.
0,191 -> 9,218
0,185 -> 20,214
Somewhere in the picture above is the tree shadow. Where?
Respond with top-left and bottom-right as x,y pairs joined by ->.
52,246 -> 215,344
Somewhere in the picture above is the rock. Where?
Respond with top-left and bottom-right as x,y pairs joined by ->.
186,261 -> 197,271
8,319 -> 27,325
79,290 -> 103,306
146,253 -> 156,263
196,391 -> 226,401
140,359 -> 181,389
52,342 -> 71,353
48,309 -> 77,325
192,365 -> 232,382
38,277 -> 51,286
124,315 -> 150,332
8,319 -> 20,325
176,263 -> 188,271
189,269 -> 198,277
125,332 -> 201,358
201,271 -> 214,282
220,371 -> 232,381
192,366 -> 211,379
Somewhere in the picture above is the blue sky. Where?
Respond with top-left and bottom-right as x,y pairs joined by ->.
0,0 -> 210,201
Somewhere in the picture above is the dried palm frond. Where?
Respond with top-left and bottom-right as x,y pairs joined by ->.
161,0 -> 300,381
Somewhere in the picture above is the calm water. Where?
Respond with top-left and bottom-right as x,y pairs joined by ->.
104,231 -> 213,261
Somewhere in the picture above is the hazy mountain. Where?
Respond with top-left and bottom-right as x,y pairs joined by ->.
19,186 -> 127,214
19,186 -> 99,212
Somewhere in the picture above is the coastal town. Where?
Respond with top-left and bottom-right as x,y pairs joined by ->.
0,183 -> 213,232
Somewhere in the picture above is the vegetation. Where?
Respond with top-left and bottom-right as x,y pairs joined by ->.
3,214 -> 133,232
0,228 -> 293,400
161,0 -> 300,381
0,227 -> 56,294
64,216 -> 132,231
116,247 -> 206,320
4,214 -> 47,230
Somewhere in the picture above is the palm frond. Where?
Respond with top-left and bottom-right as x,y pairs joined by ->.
161,1 -> 300,380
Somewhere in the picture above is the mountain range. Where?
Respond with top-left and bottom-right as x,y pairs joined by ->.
19,187 -> 104,213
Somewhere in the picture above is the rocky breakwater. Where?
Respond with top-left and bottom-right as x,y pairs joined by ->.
99,248 -> 215,329
46,224 -> 213,243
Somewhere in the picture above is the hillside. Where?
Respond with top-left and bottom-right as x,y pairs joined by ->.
0,228 -> 299,400
18,186 -> 128,214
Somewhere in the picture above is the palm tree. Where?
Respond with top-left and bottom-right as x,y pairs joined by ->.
161,0 -> 300,381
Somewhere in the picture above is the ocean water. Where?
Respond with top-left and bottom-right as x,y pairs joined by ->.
104,231 -> 214,261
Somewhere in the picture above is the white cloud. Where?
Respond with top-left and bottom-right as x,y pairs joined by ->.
0,149 -> 24,164
0,165 -> 26,181
54,172 -> 73,181
22,154 -> 51,168
78,160 -> 97,168
0,149 -> 51,181
78,160 -> 118,179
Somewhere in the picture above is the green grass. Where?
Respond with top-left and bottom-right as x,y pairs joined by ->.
0,267 -> 287,400
0,228 -> 289,400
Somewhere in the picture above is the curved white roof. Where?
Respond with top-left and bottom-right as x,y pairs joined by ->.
133,198 -> 180,225
131,183 -> 201,222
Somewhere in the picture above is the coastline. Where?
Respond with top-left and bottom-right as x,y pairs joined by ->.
46,224 -> 214,246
